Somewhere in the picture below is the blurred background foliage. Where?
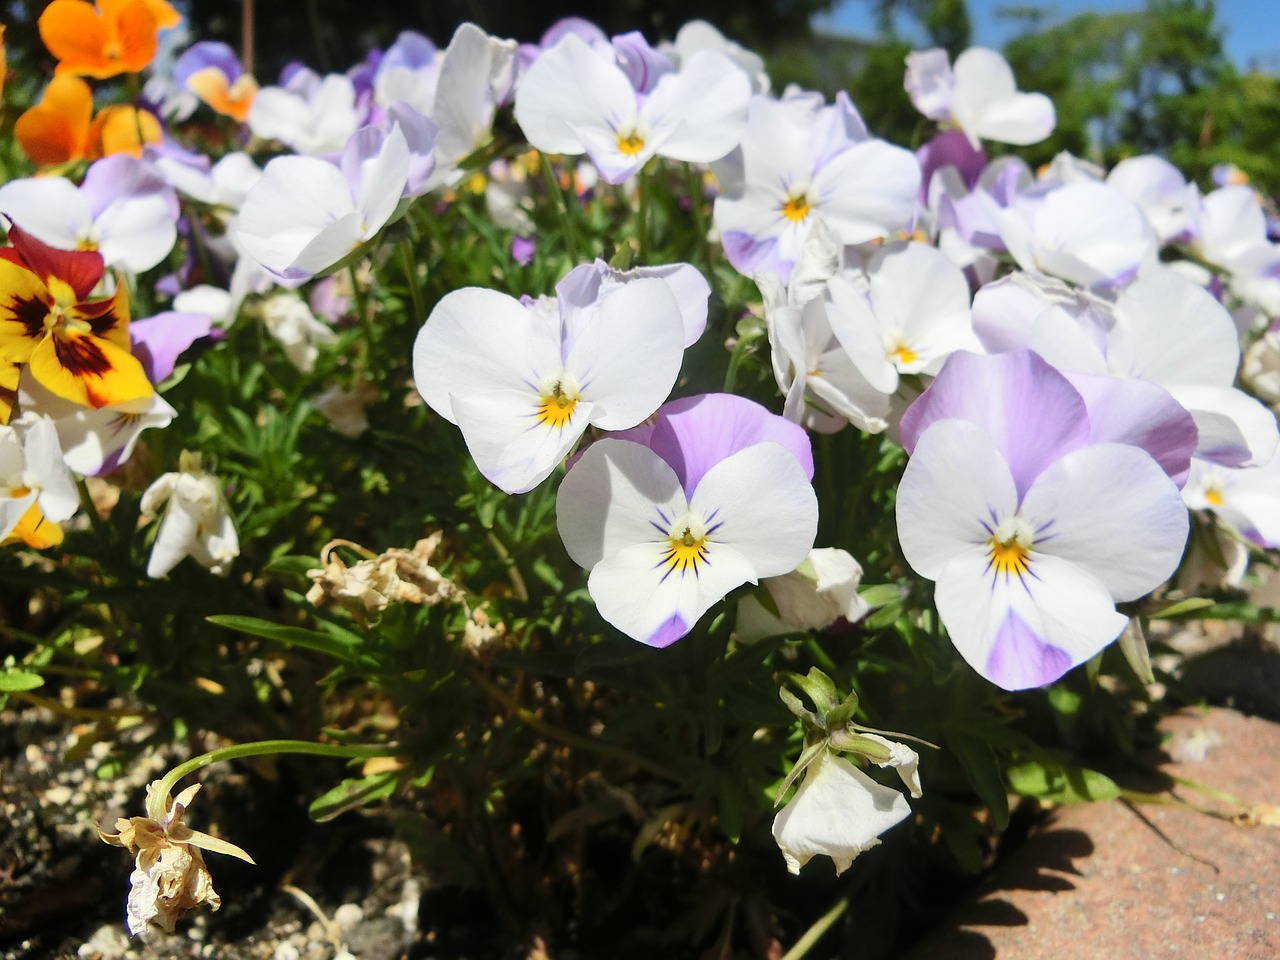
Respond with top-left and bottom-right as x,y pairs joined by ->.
176,0 -> 1280,196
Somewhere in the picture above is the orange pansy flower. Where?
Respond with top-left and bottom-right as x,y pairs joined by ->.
14,74 -> 94,166
39,0 -> 181,79
87,103 -> 163,158
0,225 -> 152,409
187,68 -> 258,123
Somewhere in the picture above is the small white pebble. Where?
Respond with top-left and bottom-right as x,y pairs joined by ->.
273,944 -> 301,960
44,785 -> 73,805
333,903 -> 363,930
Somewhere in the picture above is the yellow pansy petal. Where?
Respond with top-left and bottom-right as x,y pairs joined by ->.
5,503 -> 64,548
29,331 -> 154,408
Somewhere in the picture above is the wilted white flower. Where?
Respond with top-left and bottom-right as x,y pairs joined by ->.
772,750 -> 912,875
99,781 -> 254,936
259,293 -> 338,373
141,452 -> 239,578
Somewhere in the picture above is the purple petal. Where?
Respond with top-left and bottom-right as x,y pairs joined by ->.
542,17 -> 608,49
173,41 -> 244,88
648,393 -> 814,499
1063,372 -> 1199,487
917,129 -> 986,200
130,311 -> 216,382
900,350 -> 1091,500
645,613 -> 690,648
511,235 -> 536,266
81,155 -> 178,220
377,31 -> 438,75
984,608 -> 1073,690
722,230 -> 792,281
610,31 -> 673,94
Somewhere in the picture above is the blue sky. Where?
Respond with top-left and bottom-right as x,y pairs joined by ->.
813,0 -> 1280,70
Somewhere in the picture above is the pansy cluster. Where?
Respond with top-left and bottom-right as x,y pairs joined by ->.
3,4 -> 1280,928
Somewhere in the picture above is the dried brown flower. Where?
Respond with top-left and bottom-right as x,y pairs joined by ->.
100,781 -> 254,936
305,534 -> 458,614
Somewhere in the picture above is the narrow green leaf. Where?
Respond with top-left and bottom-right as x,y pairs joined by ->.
950,736 -> 1010,830
206,614 -> 363,663
309,769 -> 401,822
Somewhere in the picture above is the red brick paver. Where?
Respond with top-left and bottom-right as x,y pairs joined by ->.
908,708 -> 1280,960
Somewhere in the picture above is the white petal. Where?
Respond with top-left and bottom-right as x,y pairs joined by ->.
0,178 -> 88,249
588,537 -> 757,646
688,442 -> 818,579
565,278 -> 685,431
556,438 -> 689,570
813,139 -> 921,244
1108,269 -> 1239,386
1168,384 -> 1280,468
413,287 -> 563,425
935,546 -> 1127,689
95,195 -> 178,273
514,35 -> 635,157
451,389 -> 594,494
772,752 -> 910,875
354,124 -> 410,237
896,420 -> 1018,580
235,157 -> 356,278
640,50 -> 750,163
1019,443 -> 1188,601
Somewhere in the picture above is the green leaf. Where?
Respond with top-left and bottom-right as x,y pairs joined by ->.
206,614 -> 367,664
0,670 -> 44,692
858,583 -> 907,609
950,736 -> 1010,830
1118,618 -> 1154,685
309,769 -> 401,822
1147,597 -> 1215,619
1006,761 -> 1120,804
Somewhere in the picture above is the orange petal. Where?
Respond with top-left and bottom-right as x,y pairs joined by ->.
28,330 -> 154,408
4,502 -> 65,549
0,25 -> 7,102
110,0 -> 161,75
188,67 -> 258,123
40,0 -> 114,77
14,74 -> 93,165
88,104 -> 162,159
139,0 -> 181,29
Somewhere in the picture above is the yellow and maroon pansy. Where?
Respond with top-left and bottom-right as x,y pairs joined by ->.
0,225 -> 152,409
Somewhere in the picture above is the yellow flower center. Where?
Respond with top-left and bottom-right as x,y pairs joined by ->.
663,525 -> 708,574
536,381 -> 579,429
781,191 -> 811,222
617,131 -> 646,156
987,517 -> 1034,578
1204,488 -> 1224,507
888,344 -> 918,366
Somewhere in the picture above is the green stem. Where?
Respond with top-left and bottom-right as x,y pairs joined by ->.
539,155 -> 579,262
723,328 -> 758,393
468,668 -> 681,783
150,739 -> 399,819
637,160 -> 651,264
347,263 -> 374,380
76,477 -> 108,541
780,895 -> 849,960
684,162 -> 710,273
486,531 -> 529,603
398,237 -> 426,327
